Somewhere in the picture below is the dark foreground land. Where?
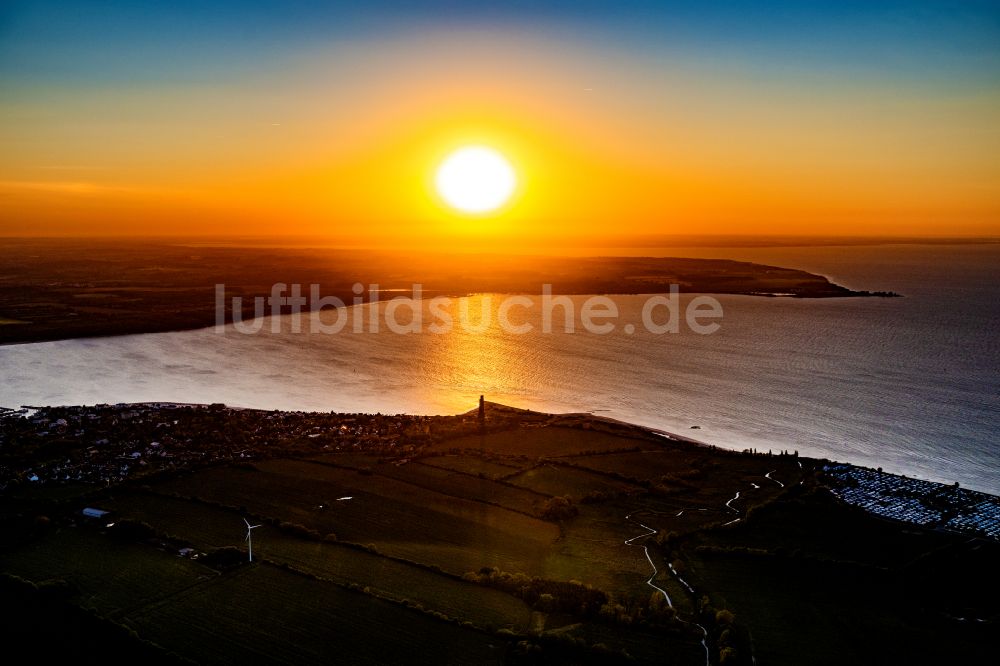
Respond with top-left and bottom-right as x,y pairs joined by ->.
0,402 -> 995,665
0,238 -> 897,344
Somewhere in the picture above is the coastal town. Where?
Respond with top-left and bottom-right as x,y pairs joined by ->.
824,463 -> 1000,539
0,403 -> 459,489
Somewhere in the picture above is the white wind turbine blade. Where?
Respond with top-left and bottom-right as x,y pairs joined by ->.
240,517 -> 258,563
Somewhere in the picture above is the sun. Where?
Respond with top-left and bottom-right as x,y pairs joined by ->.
435,146 -> 516,214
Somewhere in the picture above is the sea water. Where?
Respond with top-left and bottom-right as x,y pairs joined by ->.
2,244 -> 997,493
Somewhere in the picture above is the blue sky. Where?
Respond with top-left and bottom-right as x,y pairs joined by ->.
2,1 -> 999,87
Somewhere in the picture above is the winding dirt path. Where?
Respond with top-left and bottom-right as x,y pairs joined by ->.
624,513 -> 673,605
624,512 -> 709,666
623,469 -> 789,665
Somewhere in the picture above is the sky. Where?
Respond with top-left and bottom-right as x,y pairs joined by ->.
1,1 -> 998,241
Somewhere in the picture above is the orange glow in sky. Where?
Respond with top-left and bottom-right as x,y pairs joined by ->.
1,28 -> 998,241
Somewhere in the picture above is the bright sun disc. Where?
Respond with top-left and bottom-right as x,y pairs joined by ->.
435,146 -> 516,213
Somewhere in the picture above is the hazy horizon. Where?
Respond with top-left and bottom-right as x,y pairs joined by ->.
1,232 -> 998,244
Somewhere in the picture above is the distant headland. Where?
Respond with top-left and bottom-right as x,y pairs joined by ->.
0,238 -> 899,345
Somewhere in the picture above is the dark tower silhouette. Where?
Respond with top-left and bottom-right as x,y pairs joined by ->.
478,395 -> 485,430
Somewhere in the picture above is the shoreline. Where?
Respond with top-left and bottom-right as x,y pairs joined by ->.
4,400 -> 994,505
0,287 -> 896,349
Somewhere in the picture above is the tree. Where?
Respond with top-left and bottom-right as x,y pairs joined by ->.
201,546 -> 245,569
716,608 -> 735,626
540,495 -> 578,521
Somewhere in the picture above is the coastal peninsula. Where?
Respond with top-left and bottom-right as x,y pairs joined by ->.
0,239 -> 897,345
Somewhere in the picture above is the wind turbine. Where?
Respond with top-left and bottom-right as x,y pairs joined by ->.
243,518 -> 262,562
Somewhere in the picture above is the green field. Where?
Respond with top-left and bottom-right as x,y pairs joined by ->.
507,464 -> 640,498
437,426 -> 655,458
0,528 -> 211,618
155,460 -> 560,576
421,453 -> 525,479
123,563 -> 502,665
543,503 -> 654,594
101,492 -> 537,631
370,459 -> 547,514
